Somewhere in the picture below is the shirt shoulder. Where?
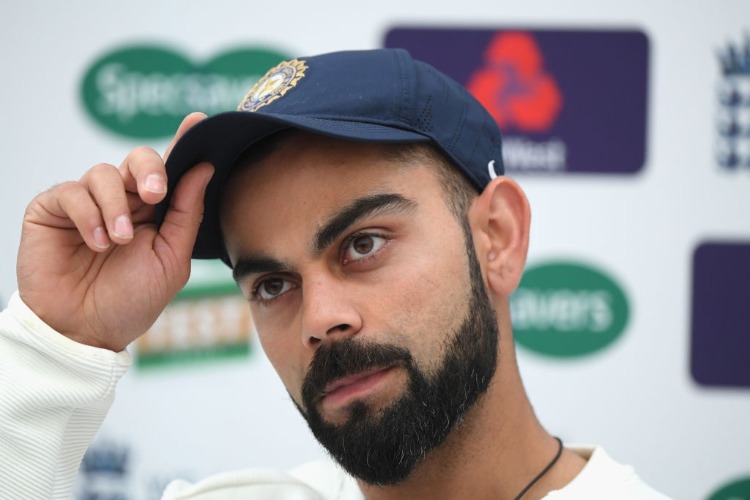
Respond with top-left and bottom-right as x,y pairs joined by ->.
162,459 -> 363,500
544,446 -> 673,499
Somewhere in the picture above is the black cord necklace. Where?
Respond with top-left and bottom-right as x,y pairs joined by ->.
513,437 -> 564,500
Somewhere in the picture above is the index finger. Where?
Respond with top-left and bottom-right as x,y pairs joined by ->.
118,113 -> 208,206
118,146 -> 170,206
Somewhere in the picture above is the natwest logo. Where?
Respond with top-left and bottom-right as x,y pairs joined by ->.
385,27 -> 649,175
467,32 -> 562,133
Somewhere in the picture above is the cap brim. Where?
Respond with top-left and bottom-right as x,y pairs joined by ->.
158,111 -> 431,264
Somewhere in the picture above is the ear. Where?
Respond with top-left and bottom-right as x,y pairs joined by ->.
469,177 -> 531,297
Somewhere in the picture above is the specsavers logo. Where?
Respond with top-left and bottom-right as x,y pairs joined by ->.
81,44 -> 290,139
136,260 -> 254,369
510,260 -> 630,357
708,476 -> 750,500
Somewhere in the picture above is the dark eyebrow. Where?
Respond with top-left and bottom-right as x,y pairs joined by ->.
313,193 -> 417,255
231,193 -> 416,282
232,256 -> 289,282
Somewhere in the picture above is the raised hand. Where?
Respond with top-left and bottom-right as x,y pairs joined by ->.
17,113 -> 214,352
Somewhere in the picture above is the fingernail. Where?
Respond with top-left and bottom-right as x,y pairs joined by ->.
113,215 -> 133,239
93,226 -> 110,249
144,174 -> 166,194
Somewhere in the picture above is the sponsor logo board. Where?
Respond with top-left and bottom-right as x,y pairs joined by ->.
691,242 -> 750,388
708,476 -> 750,500
510,260 -> 630,357
716,34 -> 750,170
81,45 -> 290,139
136,260 -> 253,369
385,27 -> 649,175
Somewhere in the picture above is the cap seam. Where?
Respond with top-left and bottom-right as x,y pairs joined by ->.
395,49 -> 412,133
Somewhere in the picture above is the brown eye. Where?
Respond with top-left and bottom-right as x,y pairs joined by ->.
352,235 -> 375,255
342,233 -> 388,264
263,279 -> 285,296
254,277 -> 294,302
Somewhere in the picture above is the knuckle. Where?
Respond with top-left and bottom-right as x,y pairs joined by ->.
132,145 -> 157,156
129,146 -> 159,165
81,212 -> 103,230
59,191 -> 99,224
55,180 -> 85,197
89,163 -> 118,176
121,146 -> 163,177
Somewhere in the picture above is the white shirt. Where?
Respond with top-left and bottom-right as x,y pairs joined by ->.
0,293 -> 671,499
161,447 -> 671,499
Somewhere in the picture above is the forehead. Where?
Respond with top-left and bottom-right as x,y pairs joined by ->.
224,133 -> 440,202
218,133 -> 447,249
235,132 -> 422,182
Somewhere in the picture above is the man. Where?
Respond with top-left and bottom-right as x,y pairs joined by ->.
0,49 -> 669,499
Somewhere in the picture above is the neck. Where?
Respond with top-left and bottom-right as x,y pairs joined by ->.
358,308 -> 585,500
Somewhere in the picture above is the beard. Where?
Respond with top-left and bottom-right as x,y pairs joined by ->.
296,220 -> 500,486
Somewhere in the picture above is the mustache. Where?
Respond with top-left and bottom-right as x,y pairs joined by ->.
301,338 -> 412,408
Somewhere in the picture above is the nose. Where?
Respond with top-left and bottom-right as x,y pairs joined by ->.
301,274 -> 362,348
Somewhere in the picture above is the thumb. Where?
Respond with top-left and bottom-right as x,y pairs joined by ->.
156,162 -> 215,265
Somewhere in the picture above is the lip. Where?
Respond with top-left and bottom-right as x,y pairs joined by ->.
320,366 -> 395,409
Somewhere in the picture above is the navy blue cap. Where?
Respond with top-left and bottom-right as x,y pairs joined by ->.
158,48 -> 504,264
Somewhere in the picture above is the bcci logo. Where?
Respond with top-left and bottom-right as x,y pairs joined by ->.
717,34 -> 750,169
239,58 -> 308,112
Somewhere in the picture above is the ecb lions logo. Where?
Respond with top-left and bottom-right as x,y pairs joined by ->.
716,34 -> 750,170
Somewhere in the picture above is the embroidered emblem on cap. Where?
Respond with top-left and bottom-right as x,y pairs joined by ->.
238,59 -> 308,112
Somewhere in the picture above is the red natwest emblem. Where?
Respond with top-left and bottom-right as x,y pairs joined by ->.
467,32 -> 562,132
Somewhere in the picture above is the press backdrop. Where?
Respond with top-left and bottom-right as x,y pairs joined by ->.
1,1 -> 748,499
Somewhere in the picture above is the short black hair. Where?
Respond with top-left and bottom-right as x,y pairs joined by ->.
381,142 -> 479,220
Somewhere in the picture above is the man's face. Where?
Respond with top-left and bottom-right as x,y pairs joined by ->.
221,134 -> 499,485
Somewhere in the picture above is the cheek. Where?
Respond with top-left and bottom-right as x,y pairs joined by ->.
376,246 -> 470,349
256,327 -> 306,401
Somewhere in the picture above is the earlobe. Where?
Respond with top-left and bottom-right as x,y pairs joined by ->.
470,177 -> 531,297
